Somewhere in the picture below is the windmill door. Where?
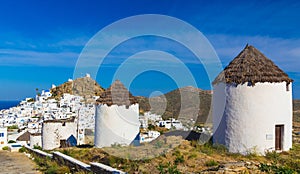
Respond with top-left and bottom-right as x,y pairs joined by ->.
275,125 -> 284,150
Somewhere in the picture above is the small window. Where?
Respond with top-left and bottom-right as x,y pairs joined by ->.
286,84 -> 290,91
0,133 -> 4,137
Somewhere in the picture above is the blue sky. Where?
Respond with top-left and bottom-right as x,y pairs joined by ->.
0,0 -> 300,100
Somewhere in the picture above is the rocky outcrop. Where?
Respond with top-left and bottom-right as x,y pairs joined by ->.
51,76 -> 104,102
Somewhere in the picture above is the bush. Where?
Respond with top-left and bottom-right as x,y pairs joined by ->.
205,160 -> 219,167
19,147 -> 26,153
157,162 -> 181,174
33,145 -> 42,150
7,125 -> 18,129
2,146 -> 8,150
148,124 -> 155,130
259,163 -> 294,173
173,150 -> 184,165
174,155 -> 184,165
33,155 -> 70,174
265,151 -> 280,162
8,140 -> 16,144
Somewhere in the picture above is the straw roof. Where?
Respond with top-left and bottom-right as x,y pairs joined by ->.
96,80 -> 138,107
213,44 -> 293,85
16,131 -> 30,141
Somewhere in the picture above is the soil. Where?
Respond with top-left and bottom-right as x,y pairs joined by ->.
0,150 -> 41,174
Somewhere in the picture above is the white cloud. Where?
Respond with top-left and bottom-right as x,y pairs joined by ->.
0,49 -> 78,67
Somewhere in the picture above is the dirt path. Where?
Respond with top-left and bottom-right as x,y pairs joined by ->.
0,151 -> 41,174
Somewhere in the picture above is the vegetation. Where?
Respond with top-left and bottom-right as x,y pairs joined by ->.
33,145 -> 43,150
205,160 -> 219,167
45,137 -> 300,173
33,156 -> 70,174
2,146 -> 8,150
18,146 -> 26,153
27,98 -> 35,102
7,125 -> 18,129
29,98 -> 300,173
8,140 -> 16,143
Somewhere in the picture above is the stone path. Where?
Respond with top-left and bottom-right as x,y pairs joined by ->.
0,151 -> 41,174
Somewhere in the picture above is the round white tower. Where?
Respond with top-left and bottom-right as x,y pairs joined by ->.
213,45 -> 293,155
94,80 -> 140,148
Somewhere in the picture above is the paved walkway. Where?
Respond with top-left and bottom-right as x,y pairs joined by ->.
0,151 -> 41,174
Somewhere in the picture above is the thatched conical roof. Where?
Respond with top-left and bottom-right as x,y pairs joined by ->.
96,80 -> 138,106
16,131 -> 30,141
213,44 -> 293,85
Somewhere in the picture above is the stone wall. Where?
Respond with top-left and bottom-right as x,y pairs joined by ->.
25,146 -> 125,173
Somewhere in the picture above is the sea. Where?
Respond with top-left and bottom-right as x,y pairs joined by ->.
0,101 -> 20,110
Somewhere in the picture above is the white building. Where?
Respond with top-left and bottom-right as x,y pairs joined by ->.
213,45 -> 293,155
94,80 -> 140,147
30,133 -> 42,148
42,118 -> 77,150
0,127 -> 7,149
140,131 -> 160,143
157,118 -> 183,130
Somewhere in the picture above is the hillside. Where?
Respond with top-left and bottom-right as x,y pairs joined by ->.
293,100 -> 300,122
50,76 -> 105,102
137,86 -> 212,124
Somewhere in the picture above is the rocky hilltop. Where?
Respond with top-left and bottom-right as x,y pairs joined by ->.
51,76 -> 105,102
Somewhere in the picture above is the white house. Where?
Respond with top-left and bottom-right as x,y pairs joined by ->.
140,130 -> 160,143
94,80 -> 140,147
0,127 -> 7,149
213,45 -> 293,155
42,117 -> 77,150
157,118 -> 183,130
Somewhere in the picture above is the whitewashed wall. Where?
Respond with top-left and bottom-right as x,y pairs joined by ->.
42,121 -> 77,150
0,127 -> 8,148
213,82 -> 293,155
30,134 -> 42,148
95,104 -> 140,147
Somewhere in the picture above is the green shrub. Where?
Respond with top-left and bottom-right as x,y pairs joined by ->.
157,162 -> 181,174
19,146 -> 26,153
8,140 -> 16,143
174,155 -> 184,165
265,151 -> 280,162
33,155 -> 70,174
205,160 -> 219,167
61,149 -> 70,156
2,146 -> 8,150
187,152 -> 197,159
259,163 -> 295,173
154,141 -> 163,149
7,125 -> 18,129
33,145 -> 42,150
148,124 -> 155,130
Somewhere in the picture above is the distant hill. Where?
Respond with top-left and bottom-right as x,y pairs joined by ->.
50,76 -> 105,102
137,86 -> 212,124
293,100 -> 300,122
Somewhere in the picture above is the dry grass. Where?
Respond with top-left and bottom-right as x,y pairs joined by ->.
57,138 -> 273,173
